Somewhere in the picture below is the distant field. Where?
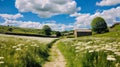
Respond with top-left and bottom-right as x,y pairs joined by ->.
0,34 -> 56,67
0,25 -> 43,35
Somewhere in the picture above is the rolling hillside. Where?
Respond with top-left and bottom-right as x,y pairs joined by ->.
0,25 -> 43,34
93,23 -> 120,37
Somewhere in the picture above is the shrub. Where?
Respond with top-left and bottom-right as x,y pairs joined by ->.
91,17 -> 109,34
56,31 -> 61,37
42,25 -> 52,36
8,27 -> 13,32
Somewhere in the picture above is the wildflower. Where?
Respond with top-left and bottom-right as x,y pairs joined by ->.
107,55 -> 116,61
12,46 -> 17,48
89,50 -> 94,53
114,52 -> 120,56
16,48 -> 21,51
85,46 -> 91,49
0,61 -> 4,64
75,46 -> 80,50
0,57 -> 4,60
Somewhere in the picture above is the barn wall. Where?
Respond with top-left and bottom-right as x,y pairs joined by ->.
77,32 -> 92,36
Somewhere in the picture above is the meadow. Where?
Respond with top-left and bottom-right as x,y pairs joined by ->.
57,24 -> 120,67
0,34 -> 56,67
57,37 -> 120,67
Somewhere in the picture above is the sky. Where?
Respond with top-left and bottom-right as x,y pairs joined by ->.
0,0 -> 120,31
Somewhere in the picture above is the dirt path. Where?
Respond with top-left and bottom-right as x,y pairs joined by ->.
43,41 -> 66,67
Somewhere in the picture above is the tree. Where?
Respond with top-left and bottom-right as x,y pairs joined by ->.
91,17 -> 109,34
42,25 -> 52,36
56,31 -> 61,37
8,27 -> 13,32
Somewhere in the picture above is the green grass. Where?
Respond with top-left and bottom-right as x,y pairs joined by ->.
0,25 -> 43,35
0,34 -> 56,67
57,38 -> 120,67
57,24 -> 120,67
92,24 -> 120,38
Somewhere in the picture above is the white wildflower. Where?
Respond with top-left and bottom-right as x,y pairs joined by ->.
16,48 -> 21,51
106,48 -> 113,51
0,57 -> 4,60
118,42 -> 120,44
107,55 -> 116,61
75,46 -> 80,50
76,42 -> 83,46
86,41 -> 93,45
114,52 -> 120,56
0,61 -> 4,64
85,46 -> 91,49
12,46 -> 17,48
89,50 -> 94,53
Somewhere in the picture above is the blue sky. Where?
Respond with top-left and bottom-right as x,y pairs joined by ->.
0,0 -> 120,31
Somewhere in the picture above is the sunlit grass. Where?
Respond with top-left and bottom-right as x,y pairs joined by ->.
57,38 -> 120,67
0,34 -> 56,67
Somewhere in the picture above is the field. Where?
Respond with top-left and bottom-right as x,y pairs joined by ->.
0,34 -> 56,67
0,24 -> 120,67
57,24 -> 120,67
57,37 -> 120,67
0,25 -> 43,34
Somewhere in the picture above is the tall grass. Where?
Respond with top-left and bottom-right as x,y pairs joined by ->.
0,35 -> 56,67
57,38 -> 120,67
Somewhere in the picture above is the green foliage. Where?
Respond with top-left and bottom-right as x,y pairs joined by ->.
8,27 -> 13,32
56,31 -> 61,37
91,17 -> 109,34
92,24 -> 120,38
42,25 -> 52,36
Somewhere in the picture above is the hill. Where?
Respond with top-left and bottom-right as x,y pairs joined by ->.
93,23 -> 120,37
0,25 -> 43,34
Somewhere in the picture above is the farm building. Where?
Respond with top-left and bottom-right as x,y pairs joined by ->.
74,29 -> 92,37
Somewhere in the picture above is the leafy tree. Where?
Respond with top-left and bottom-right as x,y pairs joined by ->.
8,27 -> 13,32
91,17 -> 109,34
42,25 -> 52,36
56,31 -> 61,37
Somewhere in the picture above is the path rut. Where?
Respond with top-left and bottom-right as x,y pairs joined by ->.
43,41 -> 66,67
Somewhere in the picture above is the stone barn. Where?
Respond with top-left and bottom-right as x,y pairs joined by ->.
74,29 -> 92,37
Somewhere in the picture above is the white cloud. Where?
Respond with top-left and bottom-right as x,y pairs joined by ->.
71,6 -> 120,29
96,0 -> 120,6
15,0 -> 80,18
0,19 -> 73,31
0,13 -> 23,20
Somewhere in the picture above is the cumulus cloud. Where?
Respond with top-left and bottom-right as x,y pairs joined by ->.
0,18 -> 73,31
71,6 -> 120,29
96,0 -> 120,6
0,13 -> 23,20
15,0 -> 80,18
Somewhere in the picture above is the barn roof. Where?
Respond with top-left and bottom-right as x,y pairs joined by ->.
75,29 -> 92,32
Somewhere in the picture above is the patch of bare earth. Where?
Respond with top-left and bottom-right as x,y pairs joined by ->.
43,41 -> 66,67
